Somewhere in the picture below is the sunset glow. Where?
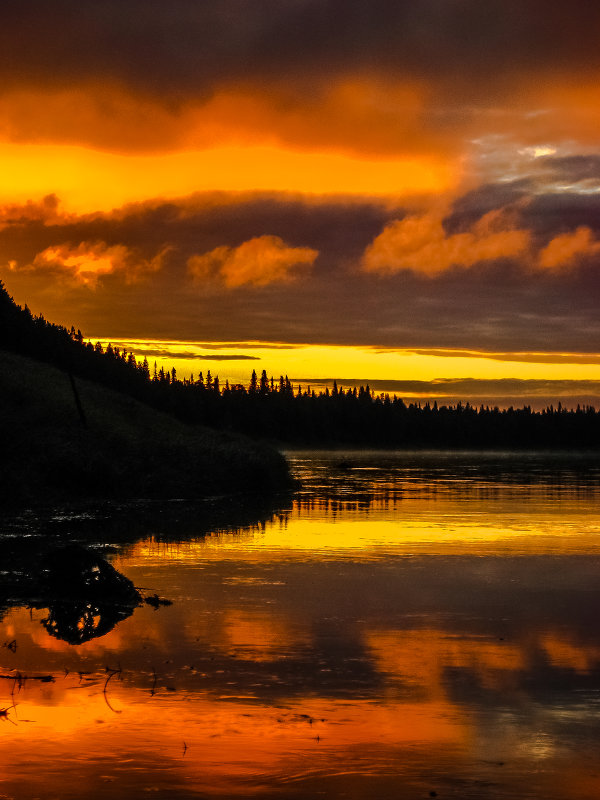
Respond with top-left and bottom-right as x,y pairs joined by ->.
95,339 -> 600,408
4,9 -> 600,797
2,1 -> 600,403
0,142 -> 457,213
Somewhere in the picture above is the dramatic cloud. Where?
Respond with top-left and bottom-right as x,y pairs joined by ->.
107,343 -> 260,362
0,194 -> 67,228
363,154 -> 600,276
188,235 -> 318,288
1,1 -> 600,164
22,241 -> 168,288
410,349 -> 600,366
362,209 -> 531,275
0,175 -> 599,355
1,3 -> 600,403
4,1 -> 600,97
538,227 -> 600,270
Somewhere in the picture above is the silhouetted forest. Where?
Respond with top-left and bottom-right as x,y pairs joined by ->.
2,280 -> 599,449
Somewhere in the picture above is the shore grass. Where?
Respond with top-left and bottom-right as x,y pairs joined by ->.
0,350 -> 292,505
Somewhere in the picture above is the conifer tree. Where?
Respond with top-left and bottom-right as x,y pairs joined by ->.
249,369 -> 258,394
259,369 -> 269,395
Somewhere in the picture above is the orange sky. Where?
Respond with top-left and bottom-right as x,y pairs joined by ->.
1,2 -> 600,403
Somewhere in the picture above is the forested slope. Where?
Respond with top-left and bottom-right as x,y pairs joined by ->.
0,350 -> 291,506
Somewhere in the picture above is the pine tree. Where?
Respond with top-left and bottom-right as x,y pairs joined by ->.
249,369 -> 258,394
259,369 -> 269,395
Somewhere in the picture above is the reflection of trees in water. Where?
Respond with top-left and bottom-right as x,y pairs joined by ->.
0,494 -> 293,638
41,599 -> 136,645
0,496 -> 294,645
287,452 -> 600,518
38,545 -> 141,645
4,493 -> 293,551
0,544 -> 141,645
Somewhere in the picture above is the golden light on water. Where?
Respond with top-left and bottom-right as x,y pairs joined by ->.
124,513 -> 600,563
3,604 -> 599,797
2,450 -> 600,798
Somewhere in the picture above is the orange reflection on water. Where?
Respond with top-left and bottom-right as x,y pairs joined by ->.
3,455 -> 600,798
25,607 -> 163,656
368,630 -> 526,699
2,595 -> 600,798
222,610 -> 311,662
541,633 -> 600,674
123,500 -> 600,565
0,678 -> 467,797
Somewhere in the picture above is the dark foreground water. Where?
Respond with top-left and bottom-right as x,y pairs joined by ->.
1,450 -> 600,799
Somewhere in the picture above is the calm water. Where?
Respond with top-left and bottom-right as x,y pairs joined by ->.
2,450 -> 600,799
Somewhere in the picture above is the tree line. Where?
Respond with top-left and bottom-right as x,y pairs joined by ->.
1,280 -> 599,448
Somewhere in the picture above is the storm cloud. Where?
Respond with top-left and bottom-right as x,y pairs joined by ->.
1,2 -> 600,157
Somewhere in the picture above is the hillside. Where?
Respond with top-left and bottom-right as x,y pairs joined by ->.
2,280 -> 600,449
0,350 -> 292,506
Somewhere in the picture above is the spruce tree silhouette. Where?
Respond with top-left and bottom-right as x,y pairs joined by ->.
1,279 -> 599,449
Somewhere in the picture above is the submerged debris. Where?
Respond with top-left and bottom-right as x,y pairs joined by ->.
144,593 -> 173,609
37,545 -> 141,645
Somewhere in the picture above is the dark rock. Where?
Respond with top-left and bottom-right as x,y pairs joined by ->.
40,544 -> 140,605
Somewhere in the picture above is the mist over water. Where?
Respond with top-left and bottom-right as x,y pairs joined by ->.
1,451 -> 600,799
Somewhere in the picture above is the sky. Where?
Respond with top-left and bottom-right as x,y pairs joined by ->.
2,1 -> 600,406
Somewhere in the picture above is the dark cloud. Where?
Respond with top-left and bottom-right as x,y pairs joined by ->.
0,192 -> 395,268
2,2 -> 600,99
526,193 -> 600,239
193,354 -> 259,361
1,2 -> 600,157
0,194 -> 65,227
410,350 -> 600,365
2,185 -> 600,354
446,159 -> 600,243
123,347 -> 260,362
444,181 -> 532,234
537,154 -> 600,183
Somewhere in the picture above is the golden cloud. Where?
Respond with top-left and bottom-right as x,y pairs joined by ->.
0,79 -> 449,159
0,194 -> 66,228
31,241 -> 168,287
538,226 -> 600,270
188,235 -> 318,288
362,209 -> 531,276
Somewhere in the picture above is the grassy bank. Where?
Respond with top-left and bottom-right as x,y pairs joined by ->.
0,350 -> 292,505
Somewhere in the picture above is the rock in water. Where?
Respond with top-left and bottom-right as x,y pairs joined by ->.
40,544 -> 139,604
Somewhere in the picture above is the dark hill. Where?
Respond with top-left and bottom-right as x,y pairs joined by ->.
3,279 -> 600,450
0,350 -> 291,506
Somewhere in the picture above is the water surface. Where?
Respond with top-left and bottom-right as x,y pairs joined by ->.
1,450 -> 600,799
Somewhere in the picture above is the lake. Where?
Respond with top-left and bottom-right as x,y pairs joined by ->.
1,450 -> 600,799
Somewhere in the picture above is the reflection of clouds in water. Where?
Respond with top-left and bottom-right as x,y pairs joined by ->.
367,629 -> 525,697
541,633 -> 600,673
41,600 -> 137,645
222,610 -> 311,662
3,454 -> 600,798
